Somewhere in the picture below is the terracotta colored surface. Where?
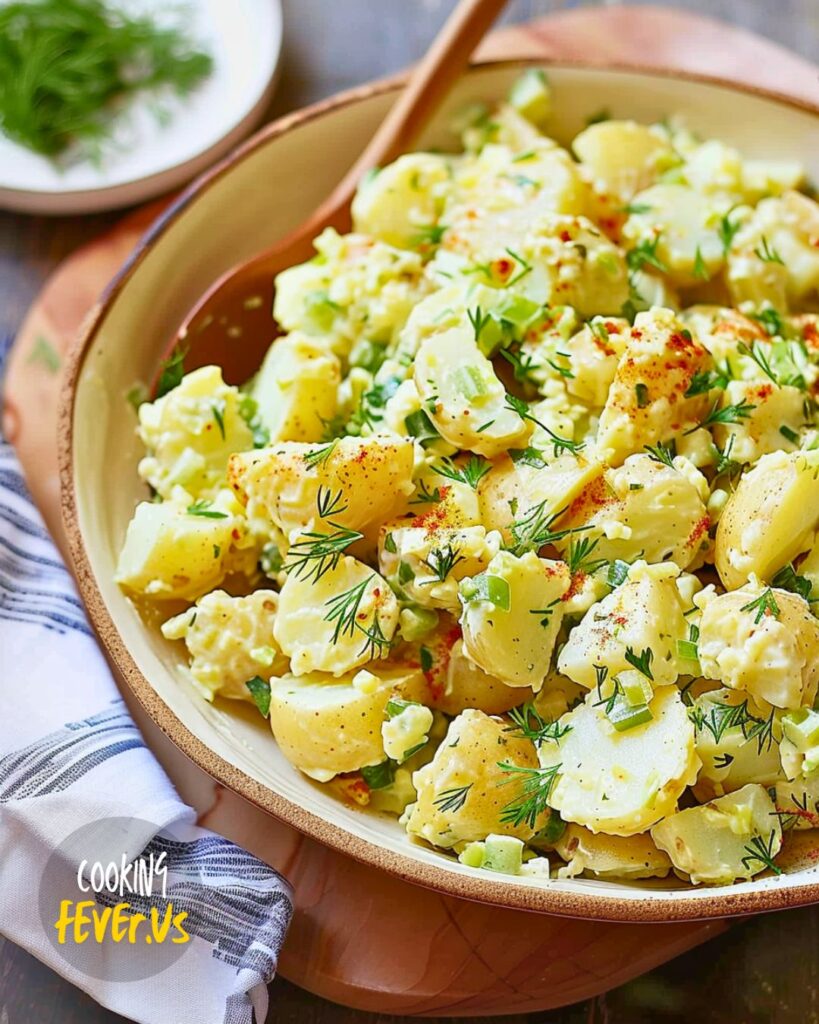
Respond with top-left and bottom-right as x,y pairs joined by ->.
6,5 -> 818,1013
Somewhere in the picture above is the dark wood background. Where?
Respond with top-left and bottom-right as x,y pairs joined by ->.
1,1 -> 818,1021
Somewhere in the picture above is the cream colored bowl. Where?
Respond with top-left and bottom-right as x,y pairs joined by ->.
61,61 -> 819,921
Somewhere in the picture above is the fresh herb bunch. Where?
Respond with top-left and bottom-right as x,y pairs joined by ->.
0,0 -> 213,158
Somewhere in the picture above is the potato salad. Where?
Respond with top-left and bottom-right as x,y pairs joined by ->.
117,70 -> 819,888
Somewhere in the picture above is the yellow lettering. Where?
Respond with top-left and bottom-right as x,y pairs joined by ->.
171,911 -> 190,944
53,900 -> 75,945
111,902 -> 131,942
127,911 -> 147,944
150,904 -> 173,944
73,900 -> 94,944
92,905 -> 113,943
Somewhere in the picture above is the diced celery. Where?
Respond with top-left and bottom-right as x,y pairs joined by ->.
303,289 -> 340,332
783,708 -> 819,750
508,69 -> 550,125
496,294 -> 541,327
677,638 -> 699,662
452,365 -> 489,400
520,856 -> 551,879
450,101 -> 490,136
608,696 -> 653,732
474,316 -> 505,357
618,670 -> 653,708
482,834 -> 524,875
399,605 -> 439,642
459,572 -> 511,611
250,645 -> 276,667
458,841 -> 486,868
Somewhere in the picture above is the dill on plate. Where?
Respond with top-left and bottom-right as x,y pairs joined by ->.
0,0 -> 213,158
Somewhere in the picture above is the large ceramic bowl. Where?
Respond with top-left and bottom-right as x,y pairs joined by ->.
61,60 -> 819,922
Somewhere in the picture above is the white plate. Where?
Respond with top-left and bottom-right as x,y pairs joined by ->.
0,0 -> 282,214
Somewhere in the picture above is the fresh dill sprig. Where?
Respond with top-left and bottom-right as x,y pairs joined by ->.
717,208 -> 742,254
749,307 -> 785,338
771,563 -> 814,603
284,525 -> 363,583
323,577 -> 371,643
505,703 -> 572,745
504,247 -> 533,286
754,236 -> 785,265
737,340 -> 779,384
693,245 -> 710,281
316,486 -> 347,519
566,535 -> 606,576
508,500 -> 584,556
626,235 -> 668,276
712,434 -> 743,479
689,697 -> 777,754
156,344 -> 187,398
685,367 -> 730,397
624,646 -> 654,680
644,440 -> 677,467
688,399 -> 756,433
304,439 -> 339,468
500,346 -> 543,386
432,455 -> 492,490
186,500 -> 227,519
409,480 -> 443,505
322,575 -> 392,658
423,544 -> 464,583
467,305 -> 493,343
497,762 -> 561,830
740,588 -> 780,624
504,394 -> 585,457
741,831 -> 782,875
0,0 -> 213,158
433,784 -> 472,813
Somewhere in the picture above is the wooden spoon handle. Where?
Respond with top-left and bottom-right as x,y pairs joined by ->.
353,0 -> 510,171
314,0 -> 509,233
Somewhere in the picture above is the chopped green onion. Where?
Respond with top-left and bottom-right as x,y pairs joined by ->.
460,572 -> 511,611
360,760 -> 396,790
404,409 -> 440,445
245,676 -> 271,718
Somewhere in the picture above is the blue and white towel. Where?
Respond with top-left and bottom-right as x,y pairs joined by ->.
0,338 -> 293,1024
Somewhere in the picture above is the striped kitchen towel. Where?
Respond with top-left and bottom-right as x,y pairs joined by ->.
0,337 -> 293,1024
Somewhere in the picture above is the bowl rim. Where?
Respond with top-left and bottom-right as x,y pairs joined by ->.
59,57 -> 819,922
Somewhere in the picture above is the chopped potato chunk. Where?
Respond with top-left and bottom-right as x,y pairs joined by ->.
651,785 -> 782,885
596,308 -> 713,466
274,555 -> 399,677
715,449 -> 819,589
229,434 -> 415,538
269,665 -> 424,781
459,550 -> 570,689
696,584 -> 819,709
414,326 -> 532,457
406,709 -> 546,848
541,686 -> 700,836
252,332 -> 340,443
161,589 -> 287,701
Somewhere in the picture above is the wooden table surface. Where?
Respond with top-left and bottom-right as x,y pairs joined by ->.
1,1 -> 818,1022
